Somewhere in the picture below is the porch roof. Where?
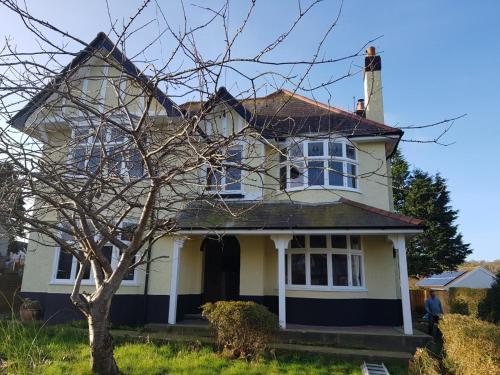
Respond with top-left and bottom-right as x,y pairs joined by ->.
175,198 -> 424,232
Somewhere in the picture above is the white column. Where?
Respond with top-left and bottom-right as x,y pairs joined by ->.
271,234 -> 292,329
168,237 -> 185,325
389,234 -> 413,335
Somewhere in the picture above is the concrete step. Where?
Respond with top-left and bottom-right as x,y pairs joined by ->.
112,329 -> 412,363
144,323 -> 431,353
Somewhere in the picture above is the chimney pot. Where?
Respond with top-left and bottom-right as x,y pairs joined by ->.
355,99 -> 366,117
367,46 -> 376,56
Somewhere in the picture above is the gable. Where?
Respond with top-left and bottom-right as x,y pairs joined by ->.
10,32 -> 180,131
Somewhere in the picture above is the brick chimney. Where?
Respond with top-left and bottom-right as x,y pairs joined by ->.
364,46 -> 384,123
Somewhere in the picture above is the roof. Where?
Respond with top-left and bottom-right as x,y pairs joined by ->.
417,267 -> 496,288
417,270 -> 467,288
174,197 -> 424,231
10,32 -> 180,130
180,87 -> 403,140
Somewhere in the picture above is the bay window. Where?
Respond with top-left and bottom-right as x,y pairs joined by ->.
279,139 -> 358,190
70,125 -> 144,178
52,221 -> 138,284
285,234 -> 365,290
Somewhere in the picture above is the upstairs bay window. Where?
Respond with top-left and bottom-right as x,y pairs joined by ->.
70,126 -> 144,178
285,234 -> 365,290
279,139 -> 358,190
206,145 -> 243,193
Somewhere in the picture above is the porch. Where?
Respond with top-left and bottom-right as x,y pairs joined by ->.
168,200 -> 424,335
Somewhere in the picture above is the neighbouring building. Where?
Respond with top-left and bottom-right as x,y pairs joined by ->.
416,267 -> 496,291
13,33 -> 424,335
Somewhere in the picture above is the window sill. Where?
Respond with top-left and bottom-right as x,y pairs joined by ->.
284,186 -> 361,194
285,285 -> 367,292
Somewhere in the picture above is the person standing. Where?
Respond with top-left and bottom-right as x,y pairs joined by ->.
425,290 -> 444,335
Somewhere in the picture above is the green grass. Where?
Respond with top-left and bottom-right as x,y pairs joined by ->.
0,322 -> 408,374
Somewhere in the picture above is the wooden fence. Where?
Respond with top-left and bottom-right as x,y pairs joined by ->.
410,289 -> 450,316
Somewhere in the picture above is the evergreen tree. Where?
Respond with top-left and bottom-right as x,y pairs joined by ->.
391,152 -> 471,276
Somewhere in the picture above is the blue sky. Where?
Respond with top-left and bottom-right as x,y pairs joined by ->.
1,1 -> 498,260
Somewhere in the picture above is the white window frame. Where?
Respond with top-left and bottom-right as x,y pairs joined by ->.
285,234 -> 366,292
51,221 -> 139,286
68,123 -> 144,178
280,138 -> 359,192
205,144 -> 244,194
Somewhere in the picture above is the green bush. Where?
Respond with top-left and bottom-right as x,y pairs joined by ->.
440,314 -> 500,375
478,272 -> 500,323
201,301 -> 278,360
408,348 -> 440,375
449,287 -> 488,318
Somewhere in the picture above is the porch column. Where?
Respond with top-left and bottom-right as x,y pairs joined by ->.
168,237 -> 185,325
389,234 -> 413,335
271,234 -> 292,329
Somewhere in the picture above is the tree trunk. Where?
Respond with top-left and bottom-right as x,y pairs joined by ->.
88,302 -> 119,375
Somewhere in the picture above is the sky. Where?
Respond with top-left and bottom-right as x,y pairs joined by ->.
0,1 -> 498,260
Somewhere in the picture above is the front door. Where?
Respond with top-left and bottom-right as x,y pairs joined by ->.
202,236 -> 240,303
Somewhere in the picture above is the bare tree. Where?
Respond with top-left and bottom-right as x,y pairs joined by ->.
0,1 -> 460,373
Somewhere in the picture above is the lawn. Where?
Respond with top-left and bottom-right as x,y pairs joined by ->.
0,322 -> 408,374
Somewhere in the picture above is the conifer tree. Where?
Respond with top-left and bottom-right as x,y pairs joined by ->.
391,152 -> 471,276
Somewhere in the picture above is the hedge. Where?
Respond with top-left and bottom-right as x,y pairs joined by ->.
440,314 -> 499,375
449,287 -> 488,318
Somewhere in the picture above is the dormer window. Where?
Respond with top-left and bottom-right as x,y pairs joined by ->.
206,145 -> 243,193
279,138 -> 358,191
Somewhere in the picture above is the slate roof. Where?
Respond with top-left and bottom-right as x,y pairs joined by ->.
10,32 -> 181,130
174,198 -> 424,231
416,270 -> 467,287
180,87 -> 403,140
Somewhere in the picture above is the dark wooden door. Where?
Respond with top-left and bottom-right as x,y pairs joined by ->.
202,236 -> 240,303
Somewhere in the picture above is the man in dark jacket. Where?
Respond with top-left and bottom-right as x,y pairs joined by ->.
425,290 -> 443,335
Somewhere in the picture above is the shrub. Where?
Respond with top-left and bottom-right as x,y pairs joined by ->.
201,301 -> 278,360
408,348 -> 440,375
478,272 -> 500,323
448,287 -> 488,318
440,314 -> 500,375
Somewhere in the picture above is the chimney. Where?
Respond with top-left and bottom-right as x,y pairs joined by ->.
364,46 -> 384,123
355,99 -> 365,117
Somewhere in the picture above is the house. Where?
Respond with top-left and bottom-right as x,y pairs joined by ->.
14,33 -> 425,335
416,267 -> 496,291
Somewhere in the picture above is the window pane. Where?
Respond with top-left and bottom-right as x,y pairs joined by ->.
56,250 -> 73,279
346,144 -> 356,160
207,167 -> 222,190
73,147 -> 86,170
108,147 -> 123,175
110,127 -> 126,143
289,143 -> 303,158
351,254 -> 363,286
308,160 -> 324,186
75,252 -> 91,280
350,235 -> 361,250
102,245 -> 113,265
279,147 -> 288,163
328,161 -> 343,186
309,235 -> 326,248
331,235 -> 347,249
328,142 -> 343,157
74,127 -> 90,143
291,235 -> 305,249
121,223 -> 135,242
119,251 -> 135,281
226,166 -> 241,190
289,162 -> 305,188
88,147 -> 101,173
279,166 -> 287,190
291,254 -> 306,285
347,163 -> 357,188
126,150 -> 143,178
332,254 -> 348,286
310,254 -> 328,286
308,142 -> 324,157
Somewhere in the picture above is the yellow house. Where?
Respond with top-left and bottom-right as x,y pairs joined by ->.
14,34 -> 423,335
